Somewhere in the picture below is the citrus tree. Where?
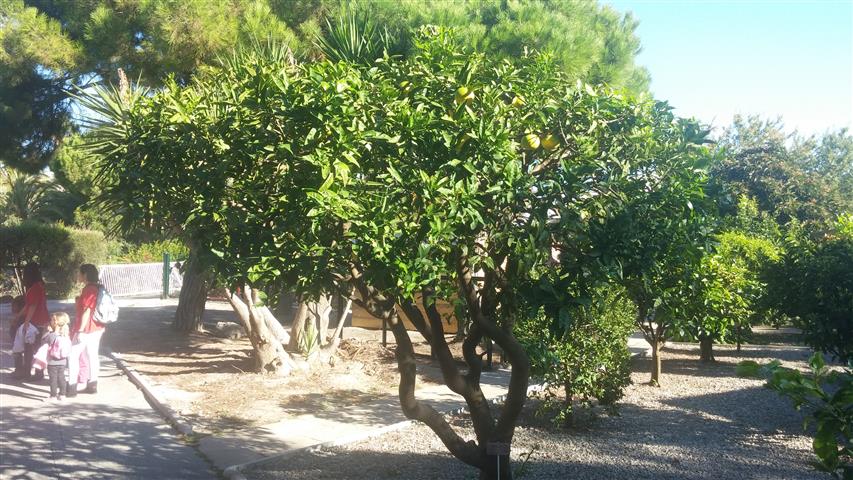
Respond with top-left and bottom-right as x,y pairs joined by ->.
85,27 -> 715,479
542,111 -> 714,386
678,231 -> 780,360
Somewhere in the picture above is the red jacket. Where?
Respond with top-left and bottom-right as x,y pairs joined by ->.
74,284 -> 104,336
25,281 -> 50,328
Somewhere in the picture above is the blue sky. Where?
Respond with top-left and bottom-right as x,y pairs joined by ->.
606,0 -> 853,136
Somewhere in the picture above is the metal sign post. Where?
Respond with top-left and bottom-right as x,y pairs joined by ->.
486,441 -> 510,479
161,252 -> 171,299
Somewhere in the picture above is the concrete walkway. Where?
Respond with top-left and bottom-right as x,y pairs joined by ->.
202,335 -> 653,471
198,367 -> 516,471
0,326 -> 217,478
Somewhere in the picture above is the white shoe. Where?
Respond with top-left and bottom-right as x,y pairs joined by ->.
42,396 -> 57,403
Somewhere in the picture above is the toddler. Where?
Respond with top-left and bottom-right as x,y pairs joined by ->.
11,297 -> 38,380
41,312 -> 72,401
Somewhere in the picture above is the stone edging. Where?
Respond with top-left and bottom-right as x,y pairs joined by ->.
106,351 -> 195,437
109,345 -> 650,480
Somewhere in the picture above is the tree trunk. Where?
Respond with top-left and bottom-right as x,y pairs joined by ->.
226,287 -> 295,375
288,301 -> 309,351
173,253 -> 209,333
736,324 -> 742,352
308,295 -> 332,347
650,340 -> 662,386
479,455 -> 513,480
699,335 -> 715,362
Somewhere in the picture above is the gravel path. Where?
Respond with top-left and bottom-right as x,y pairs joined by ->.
243,344 -> 824,480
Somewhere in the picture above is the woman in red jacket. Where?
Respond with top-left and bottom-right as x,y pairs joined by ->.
13,263 -> 50,380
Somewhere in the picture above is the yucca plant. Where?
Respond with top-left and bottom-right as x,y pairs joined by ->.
315,7 -> 401,64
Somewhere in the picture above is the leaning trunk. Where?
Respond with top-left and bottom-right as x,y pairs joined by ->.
699,335 -> 715,362
227,287 -> 295,375
173,253 -> 209,333
311,295 -> 332,347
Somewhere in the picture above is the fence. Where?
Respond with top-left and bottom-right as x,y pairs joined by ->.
99,260 -> 182,298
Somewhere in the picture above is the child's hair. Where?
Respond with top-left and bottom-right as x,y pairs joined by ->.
80,264 -> 99,284
11,296 -> 24,313
50,312 -> 71,337
22,263 -> 43,288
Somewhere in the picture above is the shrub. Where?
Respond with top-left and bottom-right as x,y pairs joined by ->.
765,236 -> 853,363
109,239 -> 189,264
765,354 -> 852,479
0,221 -> 107,298
517,287 -> 635,426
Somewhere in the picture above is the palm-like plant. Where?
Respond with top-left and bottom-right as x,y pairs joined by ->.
315,7 -> 402,64
0,167 -> 70,224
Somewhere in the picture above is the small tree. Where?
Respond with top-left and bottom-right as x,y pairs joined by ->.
85,28 -> 718,479
517,287 -> 634,426
547,111 -> 715,385
765,220 -> 853,363
670,231 -> 780,361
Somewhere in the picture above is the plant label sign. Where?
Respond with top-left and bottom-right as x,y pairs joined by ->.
486,442 -> 510,456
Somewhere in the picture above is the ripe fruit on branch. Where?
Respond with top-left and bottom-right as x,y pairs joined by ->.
523,133 -> 541,150
455,86 -> 475,105
541,134 -> 559,151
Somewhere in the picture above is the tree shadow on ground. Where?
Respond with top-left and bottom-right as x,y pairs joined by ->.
244,394 -> 823,480
278,389 -> 408,425
95,305 -> 256,377
0,405 -> 214,479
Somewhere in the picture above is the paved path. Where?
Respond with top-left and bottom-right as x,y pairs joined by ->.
0,298 -> 654,475
198,366 -> 517,471
0,317 -> 217,479
203,334 -> 653,471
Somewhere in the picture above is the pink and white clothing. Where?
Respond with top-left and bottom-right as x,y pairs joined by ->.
69,283 -> 104,388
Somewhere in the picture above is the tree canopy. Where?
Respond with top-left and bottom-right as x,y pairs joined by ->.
713,116 -> 853,227
82,24 -> 708,477
2,0 -> 649,172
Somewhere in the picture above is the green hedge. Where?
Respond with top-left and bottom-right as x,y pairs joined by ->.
108,239 -> 188,264
0,222 -> 107,298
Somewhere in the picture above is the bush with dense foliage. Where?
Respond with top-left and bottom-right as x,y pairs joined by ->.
764,227 -> 853,363
517,287 -> 635,426
0,221 -> 107,297
109,239 -> 189,264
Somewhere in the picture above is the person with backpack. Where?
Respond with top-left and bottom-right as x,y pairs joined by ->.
40,312 -> 72,402
69,264 -> 108,396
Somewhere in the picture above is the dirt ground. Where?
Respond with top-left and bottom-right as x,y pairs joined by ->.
101,300 -> 454,437
245,342 -> 826,480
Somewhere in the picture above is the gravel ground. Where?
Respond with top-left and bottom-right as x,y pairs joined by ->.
244,344 -> 824,480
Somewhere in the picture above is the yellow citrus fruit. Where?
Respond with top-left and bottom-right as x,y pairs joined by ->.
511,96 -> 525,108
523,133 -> 541,150
541,134 -> 559,151
455,86 -> 475,105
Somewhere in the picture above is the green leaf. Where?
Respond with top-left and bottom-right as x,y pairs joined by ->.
382,162 -> 402,183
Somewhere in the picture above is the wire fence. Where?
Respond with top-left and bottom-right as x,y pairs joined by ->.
99,261 -> 182,298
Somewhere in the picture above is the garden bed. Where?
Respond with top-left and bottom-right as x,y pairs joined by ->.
242,343 -> 823,480
100,300 -> 445,437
